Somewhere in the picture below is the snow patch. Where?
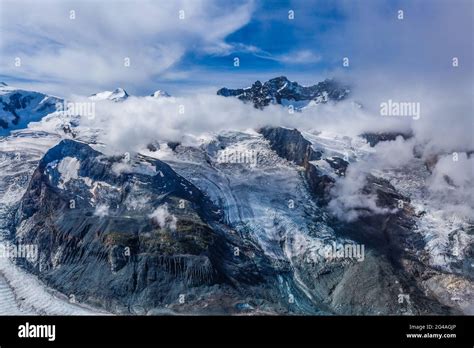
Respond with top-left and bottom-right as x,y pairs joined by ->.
57,157 -> 80,189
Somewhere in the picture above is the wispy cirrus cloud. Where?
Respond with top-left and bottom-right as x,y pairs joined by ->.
272,50 -> 322,64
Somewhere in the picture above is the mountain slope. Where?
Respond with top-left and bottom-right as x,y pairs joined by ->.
144,130 -> 460,315
0,83 -> 62,135
12,139 -> 294,314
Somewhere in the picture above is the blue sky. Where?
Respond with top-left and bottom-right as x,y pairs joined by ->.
0,0 -> 472,97
153,0 -> 350,91
179,1 -> 344,69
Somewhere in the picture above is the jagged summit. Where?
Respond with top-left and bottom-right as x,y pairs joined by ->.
89,88 -> 129,102
217,76 -> 350,109
150,90 -> 171,98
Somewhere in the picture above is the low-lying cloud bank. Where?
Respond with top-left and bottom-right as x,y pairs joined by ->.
82,82 -> 472,151
76,74 -> 472,223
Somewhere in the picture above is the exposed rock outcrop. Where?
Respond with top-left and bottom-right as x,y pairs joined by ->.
218,76 -> 349,109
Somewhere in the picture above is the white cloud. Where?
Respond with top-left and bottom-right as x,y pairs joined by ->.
274,50 -> 322,64
427,152 -> 474,220
328,137 -> 415,221
149,204 -> 177,231
0,0 -> 254,94
94,204 -> 109,218
79,90 -> 384,153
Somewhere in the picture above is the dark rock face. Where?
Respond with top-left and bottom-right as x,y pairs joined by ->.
259,126 -> 321,166
325,157 -> 348,176
290,246 -> 454,315
167,141 -> 180,151
217,76 -> 350,109
13,140 -> 290,314
360,131 -> 413,147
259,126 -> 343,203
259,127 -> 457,315
322,173 -> 457,315
62,124 -> 77,138
304,162 -> 335,201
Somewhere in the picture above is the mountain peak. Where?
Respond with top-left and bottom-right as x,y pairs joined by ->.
268,76 -> 289,83
112,87 -> 127,94
110,88 -> 129,100
89,88 -> 129,102
150,90 -> 171,98
217,76 -> 349,109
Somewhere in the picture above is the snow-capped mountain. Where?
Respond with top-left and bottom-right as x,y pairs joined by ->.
217,76 -> 350,109
14,139 -> 306,314
150,90 -> 171,98
0,79 -> 472,315
0,82 -> 62,135
89,88 -> 129,102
